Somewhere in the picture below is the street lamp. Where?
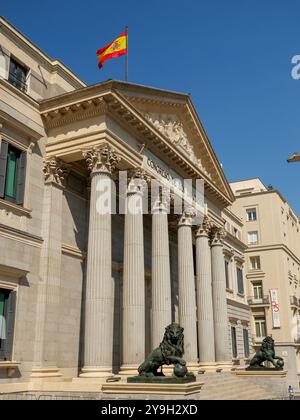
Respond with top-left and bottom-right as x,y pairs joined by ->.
287,152 -> 300,163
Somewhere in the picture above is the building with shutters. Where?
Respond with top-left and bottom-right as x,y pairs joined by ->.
0,16 -> 252,387
230,178 -> 300,389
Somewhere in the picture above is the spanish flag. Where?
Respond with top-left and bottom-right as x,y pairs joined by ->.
97,31 -> 127,69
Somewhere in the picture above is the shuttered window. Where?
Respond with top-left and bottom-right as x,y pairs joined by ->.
243,329 -> 250,358
231,326 -> 238,358
0,141 -> 26,205
237,267 -> 244,295
0,289 -> 16,361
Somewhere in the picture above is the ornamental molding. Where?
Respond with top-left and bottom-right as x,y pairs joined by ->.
82,145 -> 120,175
144,113 -> 211,179
43,157 -> 69,186
178,207 -> 197,227
42,97 -> 108,130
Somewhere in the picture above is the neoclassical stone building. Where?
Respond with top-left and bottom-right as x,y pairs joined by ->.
0,16 -> 251,384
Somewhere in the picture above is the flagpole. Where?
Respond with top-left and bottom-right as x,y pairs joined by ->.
125,25 -> 128,82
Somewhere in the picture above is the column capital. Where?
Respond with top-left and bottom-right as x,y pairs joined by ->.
43,157 -> 69,187
210,225 -> 226,246
127,168 -> 151,194
83,144 -> 120,175
178,208 -> 196,227
195,216 -> 212,238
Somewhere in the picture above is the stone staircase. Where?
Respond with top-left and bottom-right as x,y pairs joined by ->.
198,372 -> 285,400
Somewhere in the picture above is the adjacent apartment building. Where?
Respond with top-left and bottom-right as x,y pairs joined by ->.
230,178 -> 300,388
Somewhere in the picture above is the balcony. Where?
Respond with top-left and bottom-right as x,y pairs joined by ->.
290,296 -> 300,309
8,72 -> 27,93
247,296 -> 270,306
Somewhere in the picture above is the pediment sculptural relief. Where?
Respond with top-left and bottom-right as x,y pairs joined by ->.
144,113 -> 211,179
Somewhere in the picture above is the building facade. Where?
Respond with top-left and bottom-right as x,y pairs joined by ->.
0,16 -> 251,385
230,178 -> 300,388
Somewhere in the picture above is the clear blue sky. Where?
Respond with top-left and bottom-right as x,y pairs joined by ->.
2,1 -> 300,213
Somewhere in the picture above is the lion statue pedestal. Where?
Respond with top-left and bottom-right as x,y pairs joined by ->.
127,323 -> 196,384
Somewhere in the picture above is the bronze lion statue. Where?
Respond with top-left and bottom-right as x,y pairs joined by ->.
138,323 -> 189,377
248,336 -> 284,369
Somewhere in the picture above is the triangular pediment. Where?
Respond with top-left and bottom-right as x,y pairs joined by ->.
113,86 -> 234,204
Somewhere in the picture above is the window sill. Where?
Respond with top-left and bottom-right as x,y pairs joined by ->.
237,293 -> 245,298
0,361 -> 20,378
226,288 -> 234,294
0,199 -> 32,217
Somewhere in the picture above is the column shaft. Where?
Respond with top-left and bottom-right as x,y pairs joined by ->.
122,191 -> 145,369
32,158 -> 67,379
80,145 -> 119,379
178,220 -> 198,364
152,210 -> 172,348
196,225 -> 215,364
211,232 -> 230,363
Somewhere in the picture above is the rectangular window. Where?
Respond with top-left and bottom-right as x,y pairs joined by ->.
237,267 -> 244,295
225,260 -> 230,289
0,288 -> 16,361
253,282 -> 263,300
247,209 -> 257,221
243,329 -> 250,358
254,317 -> 266,340
250,256 -> 261,270
231,326 -> 238,358
248,231 -> 258,245
0,141 -> 26,205
8,57 -> 28,92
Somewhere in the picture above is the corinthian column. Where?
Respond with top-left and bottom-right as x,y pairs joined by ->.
32,158 -> 68,380
211,226 -> 231,368
177,209 -> 198,366
121,170 -> 148,375
80,145 -> 119,379
152,201 -> 172,349
195,217 -> 216,368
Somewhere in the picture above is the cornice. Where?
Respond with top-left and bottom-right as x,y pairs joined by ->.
227,298 -> 251,311
0,78 -> 39,108
224,231 -> 247,251
41,96 -> 107,130
61,244 -> 86,260
0,223 -> 43,248
245,243 -> 300,266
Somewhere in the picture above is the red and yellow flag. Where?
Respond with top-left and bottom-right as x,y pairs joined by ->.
97,31 -> 127,69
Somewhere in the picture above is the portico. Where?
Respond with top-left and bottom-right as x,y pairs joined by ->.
35,80 -> 234,380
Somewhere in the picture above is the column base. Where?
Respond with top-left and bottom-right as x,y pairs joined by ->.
76,367 -> 113,382
30,367 -> 62,382
186,363 -> 200,375
215,362 -> 233,372
119,365 -> 140,376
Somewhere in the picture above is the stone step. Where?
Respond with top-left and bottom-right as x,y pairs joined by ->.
197,373 -> 280,400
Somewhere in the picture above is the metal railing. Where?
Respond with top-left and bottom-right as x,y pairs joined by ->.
8,72 -> 27,93
247,295 -> 270,305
